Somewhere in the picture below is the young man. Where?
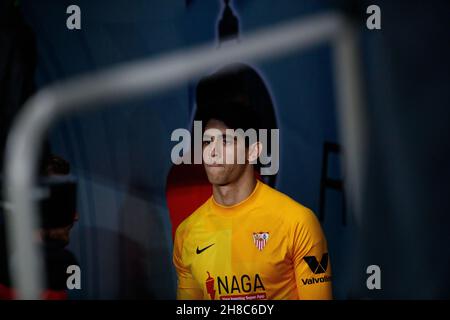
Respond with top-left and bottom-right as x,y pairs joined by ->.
173,64 -> 332,300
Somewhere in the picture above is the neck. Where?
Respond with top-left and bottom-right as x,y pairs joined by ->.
212,167 -> 257,206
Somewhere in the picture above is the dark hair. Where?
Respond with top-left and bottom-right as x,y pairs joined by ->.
195,63 -> 277,134
40,154 -> 71,176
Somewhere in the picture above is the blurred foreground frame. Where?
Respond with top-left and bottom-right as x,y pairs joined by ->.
2,11 -> 364,299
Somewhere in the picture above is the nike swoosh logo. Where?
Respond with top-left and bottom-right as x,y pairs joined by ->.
196,243 -> 215,254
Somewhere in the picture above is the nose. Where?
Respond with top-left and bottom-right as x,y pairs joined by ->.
73,212 -> 80,222
205,140 -> 218,160
210,141 -> 218,158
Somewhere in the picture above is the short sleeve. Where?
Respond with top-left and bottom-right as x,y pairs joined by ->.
290,209 -> 333,300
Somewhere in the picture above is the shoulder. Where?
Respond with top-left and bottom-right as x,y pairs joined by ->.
174,197 -> 211,241
260,183 -> 314,217
260,183 -> 326,253
259,182 -> 321,231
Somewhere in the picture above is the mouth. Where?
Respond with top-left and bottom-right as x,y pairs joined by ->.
205,164 -> 225,168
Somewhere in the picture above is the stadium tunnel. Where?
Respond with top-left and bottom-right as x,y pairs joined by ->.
1,0 -> 450,299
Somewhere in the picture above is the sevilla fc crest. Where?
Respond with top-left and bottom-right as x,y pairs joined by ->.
253,232 -> 269,251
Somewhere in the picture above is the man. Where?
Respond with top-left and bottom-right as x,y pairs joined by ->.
0,154 -> 79,299
39,154 -> 79,247
173,64 -> 332,300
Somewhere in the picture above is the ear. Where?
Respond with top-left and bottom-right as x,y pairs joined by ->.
247,141 -> 262,164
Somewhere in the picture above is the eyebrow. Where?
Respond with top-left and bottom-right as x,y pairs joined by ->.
204,133 -> 237,140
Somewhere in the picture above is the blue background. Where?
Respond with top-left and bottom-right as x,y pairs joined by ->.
17,0 -> 450,299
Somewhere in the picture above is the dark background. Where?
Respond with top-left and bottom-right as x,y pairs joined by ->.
1,0 -> 449,299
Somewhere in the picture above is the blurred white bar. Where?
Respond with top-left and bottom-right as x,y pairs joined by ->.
333,21 -> 367,226
3,11 -> 362,299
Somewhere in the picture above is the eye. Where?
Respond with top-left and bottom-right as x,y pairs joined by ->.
202,140 -> 211,147
223,137 -> 233,145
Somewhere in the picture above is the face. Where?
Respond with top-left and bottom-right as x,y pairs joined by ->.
202,119 -> 249,186
42,212 -> 79,246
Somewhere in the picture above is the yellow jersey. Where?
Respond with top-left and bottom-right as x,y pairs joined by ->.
173,179 -> 332,300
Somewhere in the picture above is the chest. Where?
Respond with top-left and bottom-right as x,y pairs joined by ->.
183,214 -> 292,285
